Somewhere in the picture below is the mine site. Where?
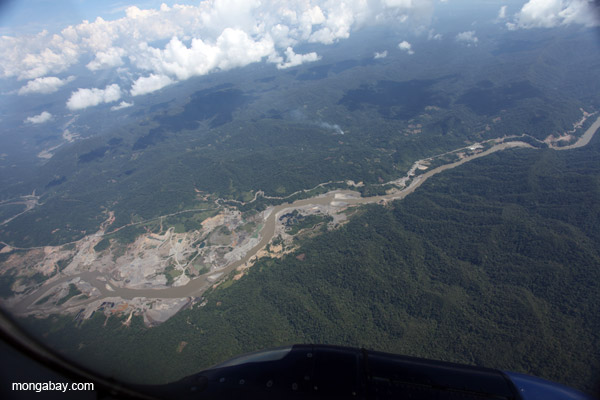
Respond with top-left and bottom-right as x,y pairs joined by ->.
0,185 -> 353,326
1,111 -> 599,327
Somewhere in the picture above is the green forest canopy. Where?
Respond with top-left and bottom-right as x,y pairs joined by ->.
22,132 -> 600,396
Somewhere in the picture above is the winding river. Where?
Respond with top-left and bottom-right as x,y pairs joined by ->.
12,115 -> 600,314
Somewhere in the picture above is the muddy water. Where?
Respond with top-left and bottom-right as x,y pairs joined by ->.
554,114 -> 600,150
14,115 -> 600,311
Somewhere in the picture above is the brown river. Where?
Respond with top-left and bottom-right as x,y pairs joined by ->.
13,115 -> 600,313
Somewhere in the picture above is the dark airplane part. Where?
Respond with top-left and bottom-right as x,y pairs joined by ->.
505,371 -> 597,400
0,308 -> 596,399
146,344 -> 596,400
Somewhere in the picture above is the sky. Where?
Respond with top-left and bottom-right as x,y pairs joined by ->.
0,0 -> 598,117
0,1 -> 177,33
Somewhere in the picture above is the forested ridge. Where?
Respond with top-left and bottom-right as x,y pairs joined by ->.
22,131 -> 600,396
3,26 -> 600,248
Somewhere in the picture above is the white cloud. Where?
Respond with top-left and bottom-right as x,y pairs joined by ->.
0,31 -> 79,79
455,30 -> 478,45
66,84 -> 121,110
515,0 -> 564,27
25,111 -> 52,124
0,31 -> 80,80
319,121 -> 344,135
559,0 -> 600,26
130,74 -> 174,96
18,76 -> 74,95
132,29 -> 276,80
398,40 -> 414,54
383,0 -> 414,6
498,5 -> 507,19
510,0 -> 599,29
374,50 -> 388,59
428,29 -> 442,40
111,101 -> 133,111
275,47 -> 320,69
307,3 -> 355,44
87,47 -> 125,71
1,0 -> 443,94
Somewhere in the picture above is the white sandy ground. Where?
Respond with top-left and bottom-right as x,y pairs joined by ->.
2,112 -> 599,326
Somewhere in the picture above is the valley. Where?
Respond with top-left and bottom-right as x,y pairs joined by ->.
2,113 -> 598,326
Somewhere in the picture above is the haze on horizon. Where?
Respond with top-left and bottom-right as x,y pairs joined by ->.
0,0 -> 598,118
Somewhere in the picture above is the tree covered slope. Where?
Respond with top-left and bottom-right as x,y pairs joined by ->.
22,131 -> 600,396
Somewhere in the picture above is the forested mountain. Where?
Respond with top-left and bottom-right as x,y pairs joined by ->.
2,2 -> 600,398
23,130 -> 600,395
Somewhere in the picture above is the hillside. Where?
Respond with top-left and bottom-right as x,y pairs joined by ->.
22,127 -> 600,396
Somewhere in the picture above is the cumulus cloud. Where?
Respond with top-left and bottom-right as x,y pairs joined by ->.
455,31 -> 478,45
133,28 -> 277,79
25,111 -> 52,124
398,40 -> 414,54
18,76 -> 74,95
111,101 -> 133,111
131,33 -> 262,80
498,5 -> 507,19
374,50 -> 388,59
0,31 -> 80,80
130,74 -> 174,96
427,29 -> 442,40
275,47 -> 320,69
0,0 -> 440,90
66,84 -> 121,110
509,0 -> 599,29
87,47 -> 126,70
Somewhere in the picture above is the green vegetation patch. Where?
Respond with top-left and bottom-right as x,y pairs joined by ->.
20,134 -> 600,395
0,204 -> 26,222
164,265 -> 183,286
34,293 -> 54,305
93,238 -> 111,252
0,272 -> 16,299
56,256 -> 74,272
56,284 -> 82,306
285,213 -> 333,236
107,225 -> 146,245
25,272 -> 51,286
